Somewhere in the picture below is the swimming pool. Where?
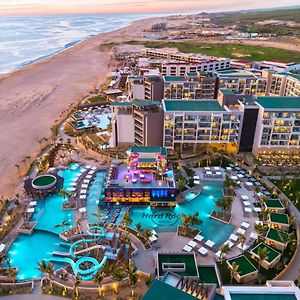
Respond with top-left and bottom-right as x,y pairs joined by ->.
7,231 -> 67,281
6,164 -> 83,280
129,181 -> 234,247
86,171 -> 107,223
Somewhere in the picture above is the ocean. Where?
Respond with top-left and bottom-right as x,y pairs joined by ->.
0,13 -> 166,74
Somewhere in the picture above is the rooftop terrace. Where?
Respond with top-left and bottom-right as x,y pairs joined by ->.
251,242 -> 281,263
269,213 -> 289,225
227,255 -> 257,276
163,100 -> 225,112
256,96 -> 300,110
266,228 -> 288,244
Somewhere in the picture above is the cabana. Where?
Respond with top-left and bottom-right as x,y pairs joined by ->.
250,242 -> 281,270
226,255 -> 258,283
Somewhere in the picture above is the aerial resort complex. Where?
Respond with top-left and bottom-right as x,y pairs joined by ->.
0,9 -> 300,300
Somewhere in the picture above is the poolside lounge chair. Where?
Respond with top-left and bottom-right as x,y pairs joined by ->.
205,240 -> 215,248
250,232 -> 258,240
198,247 -> 208,256
224,240 -> 234,248
243,201 -> 251,206
183,245 -> 193,252
188,241 -> 197,248
229,234 -> 239,242
237,228 -> 246,235
241,222 -> 250,229
194,234 -> 204,242
215,250 -> 222,259
237,243 -> 249,251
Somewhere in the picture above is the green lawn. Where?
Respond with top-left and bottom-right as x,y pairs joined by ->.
128,40 -> 300,62
86,95 -> 107,103
270,178 -> 300,211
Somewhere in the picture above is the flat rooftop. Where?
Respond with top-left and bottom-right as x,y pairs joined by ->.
157,253 -> 198,278
217,70 -> 257,78
142,279 -> 197,300
227,255 -> 257,276
164,76 -> 185,82
251,242 -> 281,263
265,199 -> 284,209
269,213 -> 289,225
256,96 -> 300,110
107,164 -> 175,189
266,228 -> 288,244
130,146 -> 167,156
163,100 -> 225,112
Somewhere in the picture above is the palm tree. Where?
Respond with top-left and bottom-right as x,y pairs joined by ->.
92,207 -> 102,225
180,213 -> 191,236
239,234 -> 246,247
220,244 -> 230,263
178,177 -> 186,192
135,222 -> 142,233
125,262 -> 138,296
110,264 -> 125,293
37,261 -> 54,291
279,231 -> 296,255
143,229 -> 153,241
59,189 -> 70,200
73,275 -> 80,299
54,220 -> 70,233
122,211 -> 132,227
257,247 -> 268,272
93,270 -> 105,297
254,223 -> 265,235
189,212 -> 203,228
261,209 -> 269,222
229,262 -> 239,285
60,273 -> 68,295
214,198 -> 230,219
145,274 -> 154,287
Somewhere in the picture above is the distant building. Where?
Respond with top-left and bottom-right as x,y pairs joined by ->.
144,75 -> 164,101
142,48 -> 230,72
216,69 -> 267,96
254,60 -> 300,72
265,71 -> 300,97
163,72 -> 216,100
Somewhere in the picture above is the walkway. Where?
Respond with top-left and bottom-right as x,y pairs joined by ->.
264,177 -> 300,281
0,284 -> 64,300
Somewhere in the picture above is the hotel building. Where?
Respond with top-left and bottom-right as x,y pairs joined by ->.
142,48 -> 230,72
104,146 -> 176,205
162,100 -> 242,153
110,101 -> 163,148
216,70 -> 267,95
252,96 -> 300,164
163,72 -> 216,100
266,71 -> 300,97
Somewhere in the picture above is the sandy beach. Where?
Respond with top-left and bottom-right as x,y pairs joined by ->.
0,16 -> 160,197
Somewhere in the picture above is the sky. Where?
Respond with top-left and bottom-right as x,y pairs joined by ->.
0,0 -> 299,15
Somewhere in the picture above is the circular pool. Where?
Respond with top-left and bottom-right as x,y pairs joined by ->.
32,174 -> 57,190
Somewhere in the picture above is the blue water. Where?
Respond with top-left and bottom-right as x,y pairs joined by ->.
87,171 -> 107,223
7,231 -> 67,280
0,13 -> 168,74
129,181 -> 234,247
6,164 -> 85,280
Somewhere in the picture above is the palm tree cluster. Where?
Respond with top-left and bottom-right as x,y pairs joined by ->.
180,212 -> 202,236
214,197 -> 233,220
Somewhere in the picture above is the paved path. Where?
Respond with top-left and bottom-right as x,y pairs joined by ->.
264,177 -> 300,281
1,284 -> 64,300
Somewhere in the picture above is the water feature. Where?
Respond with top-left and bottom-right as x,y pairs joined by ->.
129,181 -> 234,247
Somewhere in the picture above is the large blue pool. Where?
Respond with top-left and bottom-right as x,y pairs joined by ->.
6,164 -> 86,280
129,181 -> 234,246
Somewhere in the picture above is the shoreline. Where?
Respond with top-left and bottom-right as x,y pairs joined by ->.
0,15 -> 162,197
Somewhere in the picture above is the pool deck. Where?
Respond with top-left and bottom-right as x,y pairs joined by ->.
133,167 -> 260,274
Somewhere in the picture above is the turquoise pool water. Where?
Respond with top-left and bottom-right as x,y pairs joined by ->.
6,164 -> 83,280
86,171 -> 107,223
7,231 -> 66,281
129,181 -> 234,247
